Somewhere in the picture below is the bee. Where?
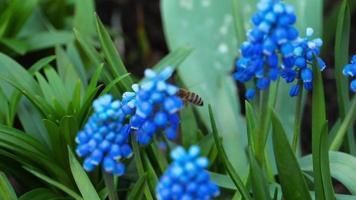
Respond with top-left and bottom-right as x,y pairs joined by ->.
177,88 -> 204,106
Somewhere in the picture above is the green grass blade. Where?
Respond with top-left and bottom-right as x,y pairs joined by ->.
95,14 -> 133,90
0,53 -> 54,118
334,0 -> 351,118
334,0 -> 356,154
0,171 -> 17,200
152,46 -> 193,72
73,0 -> 96,36
245,101 -> 256,153
180,105 -> 199,147
24,167 -> 82,200
131,138 -> 154,200
300,151 -> 356,195
271,110 -> 311,200
248,149 -> 271,200
330,97 -> 356,150
312,58 -> 335,200
29,56 -> 56,74
101,73 -> 131,95
68,147 -> 100,200
21,31 -> 74,52
19,188 -> 60,200
0,0 -> 39,37
208,105 -> 252,200
127,174 -> 147,200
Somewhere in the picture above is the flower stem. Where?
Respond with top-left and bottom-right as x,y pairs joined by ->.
255,88 -> 270,165
103,170 -> 119,200
292,83 -> 304,153
330,97 -> 356,150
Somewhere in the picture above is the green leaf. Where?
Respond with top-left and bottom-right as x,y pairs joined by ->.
271,110 -> 311,200
333,0 -> 355,154
0,53 -> 53,118
208,105 -> 252,200
152,45 -> 193,73
68,147 -> 100,200
0,87 -> 9,124
0,171 -> 17,200
209,172 -> 235,190
95,15 -> 133,90
131,138 -> 154,200
29,56 -> 56,74
73,0 -> 96,36
161,0 -> 248,178
19,188 -> 61,200
248,149 -> 271,200
101,73 -> 131,95
286,0 -> 323,36
142,151 -> 159,196
300,151 -> 356,195
17,98 -> 50,147
20,31 -> 74,52
0,0 -> 39,37
330,97 -> 356,150
312,58 -> 335,199
127,174 -> 147,200
0,38 -> 28,55
180,105 -> 199,147
334,0 -> 350,118
24,167 -> 82,200
245,101 -> 256,152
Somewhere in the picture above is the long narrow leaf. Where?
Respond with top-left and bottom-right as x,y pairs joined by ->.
0,171 -> 17,200
24,167 -> 82,200
312,58 -> 335,199
95,15 -> 133,90
68,147 -> 100,200
208,105 -> 251,200
271,110 -> 311,200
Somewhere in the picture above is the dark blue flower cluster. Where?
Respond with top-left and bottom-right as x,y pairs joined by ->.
130,67 -> 183,145
282,28 -> 325,97
343,55 -> 356,92
234,0 -> 299,99
75,94 -> 135,175
156,146 -> 220,200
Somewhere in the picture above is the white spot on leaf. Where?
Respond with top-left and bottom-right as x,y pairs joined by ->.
202,0 -> 211,7
180,0 -> 193,10
218,43 -> 229,54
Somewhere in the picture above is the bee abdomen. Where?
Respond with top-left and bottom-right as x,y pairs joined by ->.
188,92 -> 204,106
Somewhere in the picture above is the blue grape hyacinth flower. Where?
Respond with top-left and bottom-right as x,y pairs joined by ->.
281,27 -> 326,96
234,0 -> 299,98
343,55 -> 356,92
130,67 -> 184,145
156,145 -> 220,200
75,94 -> 136,176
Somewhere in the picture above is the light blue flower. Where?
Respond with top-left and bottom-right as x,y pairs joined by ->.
131,67 -> 184,145
75,94 -> 135,176
343,55 -> 356,92
156,146 -> 220,200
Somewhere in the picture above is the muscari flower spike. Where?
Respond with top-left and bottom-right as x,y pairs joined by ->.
130,67 -> 184,145
343,55 -> 356,92
282,27 -> 326,96
156,145 -> 220,200
234,0 -> 299,99
75,92 -> 136,176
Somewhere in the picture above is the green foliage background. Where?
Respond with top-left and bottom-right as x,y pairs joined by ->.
0,0 -> 355,199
